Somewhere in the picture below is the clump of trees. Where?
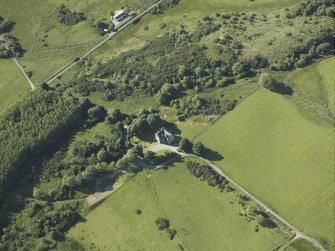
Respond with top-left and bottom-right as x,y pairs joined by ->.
258,73 -> 293,95
150,0 -> 180,15
57,4 -> 86,26
172,94 -> 236,119
293,0 -> 334,17
178,138 -> 206,156
92,20 -> 113,35
0,17 -> 15,34
0,17 -> 24,58
155,217 -> 177,240
186,161 -> 229,190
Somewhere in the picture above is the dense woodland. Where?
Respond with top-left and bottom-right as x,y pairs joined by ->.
0,90 -> 86,203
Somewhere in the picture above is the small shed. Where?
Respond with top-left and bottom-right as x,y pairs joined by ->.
155,128 -> 175,145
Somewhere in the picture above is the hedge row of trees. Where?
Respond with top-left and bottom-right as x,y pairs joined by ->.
0,90 -> 86,204
186,161 -> 229,190
57,4 -> 86,26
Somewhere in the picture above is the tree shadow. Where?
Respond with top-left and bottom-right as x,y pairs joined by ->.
259,212 -> 278,229
203,148 -> 224,161
271,82 -> 294,96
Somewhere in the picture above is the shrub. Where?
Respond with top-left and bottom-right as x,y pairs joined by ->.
178,138 -> 193,153
192,142 -> 205,156
57,5 -> 86,26
155,217 -> 170,230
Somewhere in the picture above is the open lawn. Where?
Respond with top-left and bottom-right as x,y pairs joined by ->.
0,59 -> 29,114
67,160 -> 287,251
0,0 -> 155,84
197,89 -> 334,243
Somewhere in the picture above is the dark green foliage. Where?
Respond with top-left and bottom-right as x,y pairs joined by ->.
178,138 -> 193,153
155,217 -> 170,230
0,201 -> 80,251
92,20 -> 112,36
258,73 -> 293,95
127,111 -> 165,137
150,0 -> 180,15
87,105 -> 107,123
0,18 -> 15,34
155,83 -> 178,106
186,161 -> 228,190
192,142 -> 205,156
57,5 -> 86,26
294,0 -> 334,17
166,228 -> 177,240
0,34 -> 24,58
0,90 -> 85,202
173,95 -> 236,118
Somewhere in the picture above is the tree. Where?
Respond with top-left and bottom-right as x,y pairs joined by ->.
133,144 -> 144,158
155,217 -> 170,230
33,187 -> 45,200
178,138 -> 193,153
97,149 -> 109,162
192,142 -> 205,156
87,105 -> 106,122
258,73 -> 277,89
106,108 -> 122,123
316,42 -> 332,55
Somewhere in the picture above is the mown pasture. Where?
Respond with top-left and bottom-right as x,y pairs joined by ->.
67,160 -> 287,251
197,89 -> 334,243
0,59 -> 29,114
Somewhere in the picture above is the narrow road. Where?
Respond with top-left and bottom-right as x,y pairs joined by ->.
12,58 -> 36,90
149,144 -> 326,251
46,0 -> 162,85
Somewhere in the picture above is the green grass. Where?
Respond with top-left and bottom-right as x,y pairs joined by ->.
91,0 -> 304,61
284,239 -> 319,251
285,57 -> 335,119
197,89 -> 334,242
317,57 -> 335,117
68,160 -> 287,251
0,0 -> 155,84
0,59 -> 29,114
88,92 -> 159,114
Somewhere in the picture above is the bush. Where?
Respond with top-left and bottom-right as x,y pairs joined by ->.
57,5 -> 86,26
155,217 -> 170,230
178,138 -> 193,153
258,73 -> 293,95
192,142 -> 205,156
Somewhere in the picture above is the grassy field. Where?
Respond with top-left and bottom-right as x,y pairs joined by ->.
67,160 -> 287,251
284,239 -> 319,251
285,57 -> 335,120
197,89 -> 334,242
0,59 -> 29,114
0,0 -> 155,84
92,0 -> 304,61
